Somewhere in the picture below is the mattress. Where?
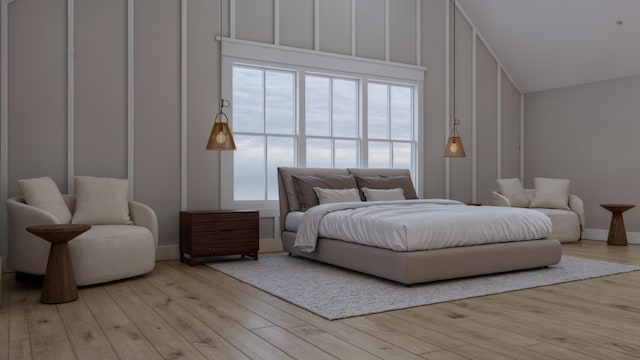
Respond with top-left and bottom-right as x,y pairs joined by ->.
295,200 -> 552,252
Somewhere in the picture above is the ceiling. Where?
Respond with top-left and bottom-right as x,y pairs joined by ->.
456,0 -> 640,94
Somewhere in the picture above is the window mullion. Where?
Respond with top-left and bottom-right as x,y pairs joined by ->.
361,78 -> 368,168
329,78 -> 334,164
298,71 -> 306,167
263,71 -> 268,200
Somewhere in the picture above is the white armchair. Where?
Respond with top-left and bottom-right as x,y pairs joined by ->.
7,195 -> 158,285
492,189 -> 584,243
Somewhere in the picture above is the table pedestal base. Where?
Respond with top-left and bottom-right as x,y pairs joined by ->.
601,204 -> 635,246
42,242 -> 78,304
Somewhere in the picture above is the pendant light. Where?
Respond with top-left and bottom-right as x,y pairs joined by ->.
206,99 -> 236,151
444,0 -> 466,158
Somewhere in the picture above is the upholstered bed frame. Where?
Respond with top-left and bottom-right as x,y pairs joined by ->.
277,167 -> 562,285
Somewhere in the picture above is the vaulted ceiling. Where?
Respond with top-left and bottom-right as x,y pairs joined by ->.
456,0 -> 640,93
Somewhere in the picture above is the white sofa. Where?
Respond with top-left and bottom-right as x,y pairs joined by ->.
492,189 -> 584,243
7,194 -> 158,286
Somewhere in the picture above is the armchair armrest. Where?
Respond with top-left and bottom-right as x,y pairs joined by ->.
492,192 -> 512,207
129,200 -> 159,246
569,194 -> 585,229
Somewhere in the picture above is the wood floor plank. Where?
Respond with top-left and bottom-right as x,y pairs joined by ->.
446,344 -> 515,360
57,297 -> 118,360
104,282 -> 208,360
153,263 -> 274,330
9,280 -> 37,360
252,326 -> 337,360
171,261 -> 308,329
145,263 -> 294,360
389,308 -> 555,360
367,312 -> 467,350
81,286 -> 163,360
341,316 -> 442,355
448,297 -> 640,360
0,276 -> 12,360
420,350 -> 470,360
488,289 -> 640,356
195,262 -> 429,360
28,300 -> 76,360
286,325 -> 380,360
526,342 -> 601,360
128,277 -> 251,360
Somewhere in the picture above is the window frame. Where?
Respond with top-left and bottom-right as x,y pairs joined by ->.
220,38 -> 425,214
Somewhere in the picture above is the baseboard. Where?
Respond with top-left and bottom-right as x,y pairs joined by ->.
582,228 -> 640,245
156,238 -> 284,261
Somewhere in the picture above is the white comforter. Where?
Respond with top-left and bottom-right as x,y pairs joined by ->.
294,199 -> 552,252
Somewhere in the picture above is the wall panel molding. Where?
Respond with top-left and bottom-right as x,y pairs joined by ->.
313,0 -> 319,50
384,0 -> 389,61
496,63 -> 502,179
180,0 -> 187,210
274,0 -> 279,45
230,0 -> 236,38
1,0 -> 8,258
444,0 -> 450,198
471,30 -> 477,202
351,0 -> 355,56
415,0 -> 421,65
127,0 -> 134,200
520,93 -> 524,181
67,0 -> 74,193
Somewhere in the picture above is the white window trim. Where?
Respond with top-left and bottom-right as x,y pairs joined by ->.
219,37 -> 425,212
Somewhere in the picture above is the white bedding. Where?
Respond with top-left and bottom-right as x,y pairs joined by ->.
294,199 -> 552,252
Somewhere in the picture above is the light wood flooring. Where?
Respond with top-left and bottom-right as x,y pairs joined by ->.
1,240 -> 640,360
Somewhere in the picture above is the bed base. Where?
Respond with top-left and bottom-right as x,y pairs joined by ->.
282,231 -> 562,285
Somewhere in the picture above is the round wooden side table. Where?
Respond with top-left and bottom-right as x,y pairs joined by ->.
600,204 -> 635,246
26,224 -> 91,304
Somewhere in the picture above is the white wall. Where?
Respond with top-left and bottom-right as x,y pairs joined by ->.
0,0 -> 523,262
525,74 -> 640,241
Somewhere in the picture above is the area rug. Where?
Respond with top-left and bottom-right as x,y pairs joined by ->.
207,255 -> 639,320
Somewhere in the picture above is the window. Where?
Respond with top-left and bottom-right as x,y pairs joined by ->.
367,82 -> 414,170
220,39 -> 424,207
305,75 -> 359,168
232,66 -> 296,201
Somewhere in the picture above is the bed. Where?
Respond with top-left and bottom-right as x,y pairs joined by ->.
278,167 -> 562,285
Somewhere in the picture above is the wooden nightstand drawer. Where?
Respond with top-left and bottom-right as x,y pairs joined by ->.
180,210 -> 259,265
191,220 -> 258,233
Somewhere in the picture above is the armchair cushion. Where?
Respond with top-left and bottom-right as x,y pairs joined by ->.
72,176 -> 133,225
18,177 -> 71,224
496,178 -> 530,208
529,177 -> 571,210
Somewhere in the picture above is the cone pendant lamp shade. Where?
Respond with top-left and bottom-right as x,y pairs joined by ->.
444,136 -> 465,157
206,99 -> 237,151
444,118 -> 466,157
206,122 -> 236,150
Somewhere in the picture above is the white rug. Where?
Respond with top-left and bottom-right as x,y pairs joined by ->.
207,255 -> 639,320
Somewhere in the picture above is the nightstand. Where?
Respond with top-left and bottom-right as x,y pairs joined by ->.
0,256 -> 3,307
179,210 -> 259,265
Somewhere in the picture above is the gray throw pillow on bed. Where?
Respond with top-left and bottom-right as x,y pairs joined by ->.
293,174 -> 358,211
355,175 -> 418,199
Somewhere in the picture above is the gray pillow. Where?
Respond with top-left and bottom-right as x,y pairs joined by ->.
355,175 -> 418,199
292,174 -> 358,211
